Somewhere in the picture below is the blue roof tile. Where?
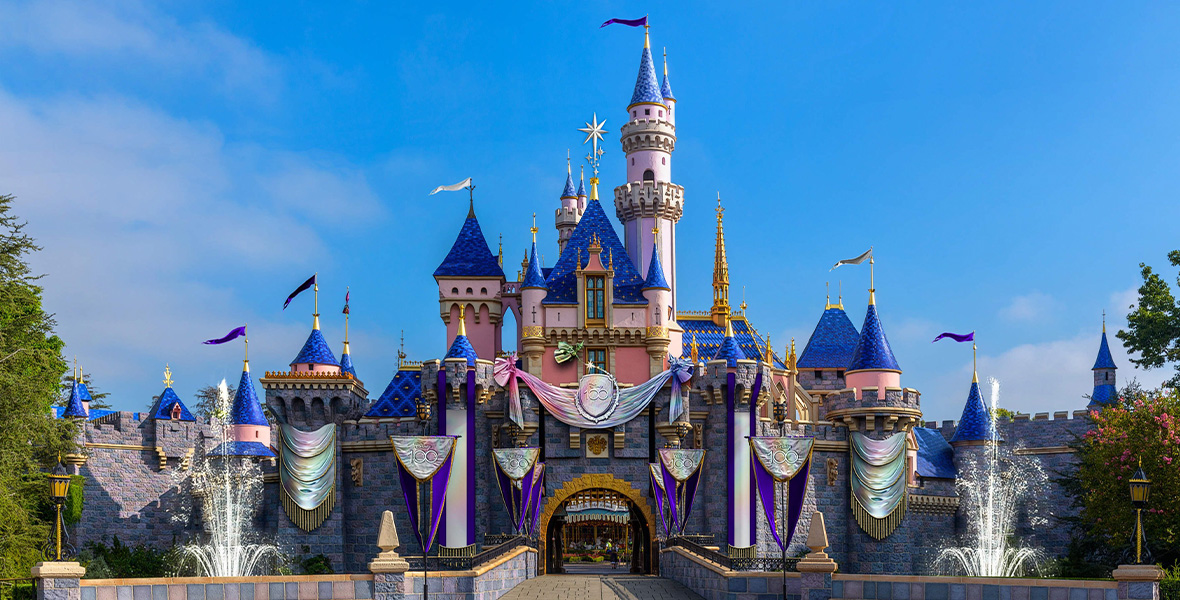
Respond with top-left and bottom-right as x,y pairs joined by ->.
950,381 -> 995,443
1094,331 -> 1117,370
630,46 -> 664,107
848,303 -> 901,372
914,427 -> 957,479
797,307 -> 860,369
543,199 -> 646,305
365,369 -> 422,418
62,381 -> 88,418
562,169 -> 576,198
78,382 -> 93,402
149,387 -> 195,421
444,335 -> 478,366
679,317 -> 787,369
1089,383 -> 1119,408
712,334 -> 746,367
642,245 -> 669,290
661,72 -> 675,101
577,175 -> 586,197
521,241 -> 547,289
291,328 -> 339,367
231,368 -> 269,427
53,406 -> 116,421
433,213 -> 505,279
340,350 -> 356,377
208,441 -> 275,458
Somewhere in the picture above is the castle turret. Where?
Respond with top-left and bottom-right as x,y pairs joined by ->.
845,265 -> 901,398
950,361 -> 994,445
443,305 -> 479,366
642,234 -> 676,372
615,27 -> 683,308
62,365 -> 88,419
710,197 -> 730,326
220,357 -> 275,457
435,198 -> 505,359
520,223 -> 548,375
661,48 -> 676,126
797,290 -> 860,392
148,365 -> 195,421
555,159 -> 582,253
1089,320 -> 1118,408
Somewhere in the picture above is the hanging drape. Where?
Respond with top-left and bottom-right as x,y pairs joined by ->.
493,355 -> 693,429
492,448 -> 541,534
849,431 -> 908,540
656,448 -> 705,536
748,436 -> 813,550
391,435 -> 457,552
526,463 -> 545,536
278,424 -> 337,532
649,463 -> 670,537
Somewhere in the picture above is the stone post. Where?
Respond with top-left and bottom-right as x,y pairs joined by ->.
796,512 -> 838,600
31,562 -> 85,600
1112,564 -> 1164,600
370,511 -> 409,600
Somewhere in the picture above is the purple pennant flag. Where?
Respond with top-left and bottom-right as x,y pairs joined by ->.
283,274 -> 316,310
932,331 -> 975,343
204,326 -> 246,345
600,16 -> 648,28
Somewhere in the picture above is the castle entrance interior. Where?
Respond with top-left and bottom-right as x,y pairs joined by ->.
544,488 -> 652,575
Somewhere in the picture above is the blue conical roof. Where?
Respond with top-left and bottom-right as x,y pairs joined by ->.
577,175 -> 586,197
433,211 -> 505,279
712,330 -> 747,367
231,368 -> 269,427
630,46 -> 664,107
642,245 -> 669,290
521,241 -> 547,289
847,303 -> 901,372
77,382 -> 92,402
543,199 -> 646,305
340,349 -> 356,376
444,334 -> 478,366
150,387 -> 195,421
62,380 -> 88,418
661,72 -> 675,101
1093,331 -> 1117,370
950,381 -> 994,443
1090,384 -> 1118,407
798,307 -> 860,369
561,169 -> 577,198
291,328 -> 340,366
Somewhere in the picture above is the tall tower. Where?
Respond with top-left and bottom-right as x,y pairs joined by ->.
434,197 -> 506,359
1089,318 -> 1118,408
555,157 -> 582,253
614,27 -> 684,310
710,196 -> 730,326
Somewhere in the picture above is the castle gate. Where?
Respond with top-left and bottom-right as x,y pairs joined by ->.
537,473 -> 657,575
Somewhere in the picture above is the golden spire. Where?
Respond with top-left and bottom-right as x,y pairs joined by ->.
457,304 -> 467,337
608,249 -> 614,270
690,331 -> 699,363
739,286 -> 747,313
343,286 -> 351,354
1102,310 -> 1106,333
644,21 -> 650,49
313,272 -> 321,330
243,323 -> 250,372
711,193 -> 731,326
663,47 -> 668,77
764,334 -> 772,363
163,364 -> 173,388
530,213 -> 538,243
73,357 -> 77,382
972,342 -> 978,383
576,247 -> 582,272
868,257 -> 876,306
398,330 -> 406,367
724,314 -> 735,338
498,234 -> 503,267
790,338 -> 798,371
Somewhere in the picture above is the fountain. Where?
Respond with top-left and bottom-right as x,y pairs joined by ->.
179,380 -> 278,576
936,378 -> 1046,577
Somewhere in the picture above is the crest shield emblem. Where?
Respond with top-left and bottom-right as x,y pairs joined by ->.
575,372 -> 619,424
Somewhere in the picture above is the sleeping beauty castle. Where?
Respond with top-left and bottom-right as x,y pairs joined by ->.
59,25 -> 1113,576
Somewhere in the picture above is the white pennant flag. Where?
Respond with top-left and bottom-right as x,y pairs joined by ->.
830,247 -> 872,271
429,177 -> 472,195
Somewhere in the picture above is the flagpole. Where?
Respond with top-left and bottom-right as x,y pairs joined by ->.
313,273 -> 320,330
244,324 -> 249,370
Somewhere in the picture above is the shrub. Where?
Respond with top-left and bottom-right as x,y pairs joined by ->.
78,537 -> 181,578
63,475 -> 84,525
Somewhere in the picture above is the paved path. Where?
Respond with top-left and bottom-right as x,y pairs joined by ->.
499,573 -> 704,600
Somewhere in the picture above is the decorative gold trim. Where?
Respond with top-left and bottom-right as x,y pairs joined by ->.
646,326 -> 669,338
521,326 -> 544,338
537,473 -> 657,575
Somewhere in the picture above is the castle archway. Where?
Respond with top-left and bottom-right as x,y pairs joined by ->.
537,473 -> 657,575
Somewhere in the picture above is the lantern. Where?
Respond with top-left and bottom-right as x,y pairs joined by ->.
1129,464 -> 1151,509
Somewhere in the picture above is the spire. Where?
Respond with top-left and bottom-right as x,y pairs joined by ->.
950,378 -> 994,444
847,294 -> 900,373
1093,318 -> 1117,370
711,193 -> 730,326
643,230 -> 669,290
711,314 -> 746,367
341,296 -> 356,377
1089,316 -> 1118,408
434,204 -> 505,278
629,28 -> 664,108
243,324 -> 250,372
149,365 -> 195,422
312,273 -> 321,330
561,152 -> 577,198
230,366 -> 269,427
291,323 -> 340,368
457,304 -> 467,337
521,220 -> 547,289
660,47 -> 675,101
445,304 -> 478,366
577,165 -> 587,197
972,342 -> 978,383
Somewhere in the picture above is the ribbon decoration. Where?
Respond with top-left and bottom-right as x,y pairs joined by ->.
492,354 -> 525,427
667,356 -> 694,423
278,424 -> 337,532
391,436 -> 457,553
850,431 -> 908,540
493,356 -> 679,429
657,448 -> 706,536
649,464 -> 671,537
749,436 -> 814,550
492,448 -> 541,534
554,341 -> 585,365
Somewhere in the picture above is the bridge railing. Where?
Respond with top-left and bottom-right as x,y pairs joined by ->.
404,535 -> 534,571
664,536 -> 798,573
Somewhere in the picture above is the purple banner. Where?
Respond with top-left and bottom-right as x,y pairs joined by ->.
600,16 -> 647,28
526,464 -> 546,536
751,442 -> 813,551
204,326 -> 246,345
649,464 -> 670,537
283,274 -> 316,310
392,440 -> 455,553
932,331 -> 974,343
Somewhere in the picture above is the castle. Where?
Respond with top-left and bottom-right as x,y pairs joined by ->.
56,27 -> 1119,576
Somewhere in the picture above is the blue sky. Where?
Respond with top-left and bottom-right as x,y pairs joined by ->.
3,1 -> 1178,419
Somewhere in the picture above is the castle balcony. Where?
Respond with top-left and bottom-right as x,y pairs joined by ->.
614,180 -> 685,222
823,387 -> 923,433
619,118 -> 677,153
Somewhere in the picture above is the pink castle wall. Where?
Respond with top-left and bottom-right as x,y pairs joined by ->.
626,148 -> 671,183
846,370 -> 902,399
233,424 -> 271,447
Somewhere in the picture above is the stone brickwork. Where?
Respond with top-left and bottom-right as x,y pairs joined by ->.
659,546 -> 801,600
79,576 -> 375,600
830,574 -> 1118,600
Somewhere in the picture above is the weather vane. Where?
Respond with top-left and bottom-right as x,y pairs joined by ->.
578,113 -> 608,176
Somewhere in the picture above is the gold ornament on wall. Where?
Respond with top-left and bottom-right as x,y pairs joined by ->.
827,458 -> 838,486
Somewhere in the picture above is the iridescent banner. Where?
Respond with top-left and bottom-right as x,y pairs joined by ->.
649,463 -> 670,537
391,435 -> 456,552
492,448 -> 541,534
748,436 -> 813,550
656,448 -> 706,536
850,431 -> 908,540
278,424 -> 336,532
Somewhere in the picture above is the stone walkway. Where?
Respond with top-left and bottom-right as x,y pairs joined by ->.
499,573 -> 704,600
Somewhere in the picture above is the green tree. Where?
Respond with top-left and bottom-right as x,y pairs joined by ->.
192,384 -> 235,421
1073,386 -> 1180,570
1118,250 -> 1180,387
0,195 -> 72,577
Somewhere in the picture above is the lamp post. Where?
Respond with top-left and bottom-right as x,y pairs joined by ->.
773,400 -> 788,600
1128,460 -> 1151,565
414,398 -> 432,600
47,461 -> 72,561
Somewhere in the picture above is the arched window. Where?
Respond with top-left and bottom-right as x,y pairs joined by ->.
661,157 -> 666,165
481,287 -> 487,295
451,287 -> 458,295
586,276 -> 605,322
466,287 -> 473,295
643,169 -> 655,182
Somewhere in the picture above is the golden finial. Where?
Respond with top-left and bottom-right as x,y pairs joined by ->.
608,249 -> 614,270
530,213 -> 538,243
498,234 -> 503,267
343,286 -> 351,353
663,47 -> 668,77
690,331 -> 699,363
644,20 -> 650,49
724,314 -> 735,338
313,272 -> 321,330
163,364 -> 173,388
972,342 -> 978,383
73,357 -> 78,382
398,330 -> 406,368
457,304 -> 467,337
576,247 -> 582,272
839,281 -> 844,309
740,286 -> 747,313
764,334 -> 772,363
790,338 -> 798,370
711,192 -> 730,326
243,323 -> 250,371
868,256 -> 876,306
1102,310 -> 1106,333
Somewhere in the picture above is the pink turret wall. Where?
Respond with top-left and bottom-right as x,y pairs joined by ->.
292,363 -> 341,374
446,302 -> 499,360
846,370 -> 902,399
626,149 -> 671,183
520,288 -> 546,328
626,216 -> 677,312
664,98 -> 676,126
233,424 -> 271,448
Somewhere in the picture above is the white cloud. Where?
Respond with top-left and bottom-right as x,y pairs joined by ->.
999,291 -> 1056,322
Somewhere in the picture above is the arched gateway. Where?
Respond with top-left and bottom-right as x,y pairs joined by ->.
537,473 -> 657,575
